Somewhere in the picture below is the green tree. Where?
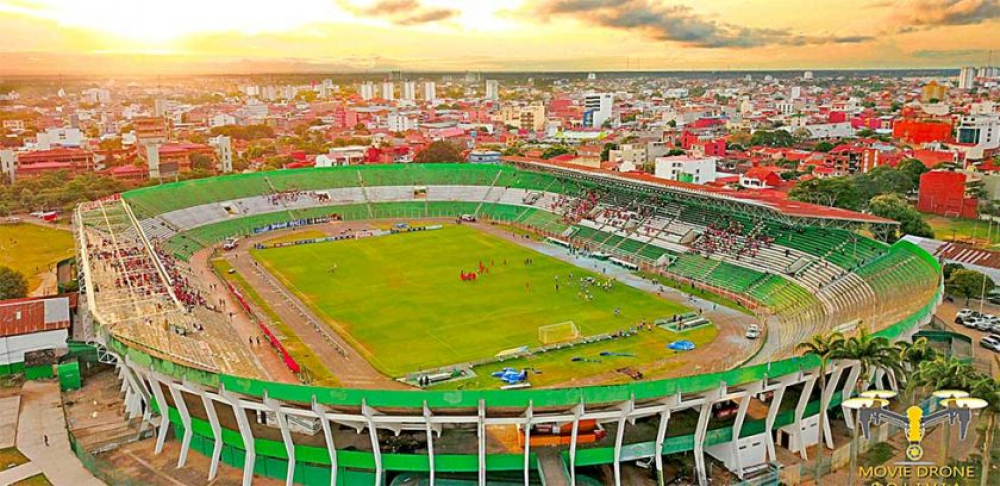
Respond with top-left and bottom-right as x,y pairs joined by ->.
750,130 -> 796,148
829,328 -> 903,486
414,141 -> 463,163
896,158 -> 929,188
788,177 -> 863,210
814,141 -> 835,152
600,142 -> 618,162
945,268 -> 995,304
867,193 -> 934,242
541,145 -> 572,160
856,166 -> 916,200
970,376 -> 1000,486
189,154 -> 214,171
798,330 -> 845,482
0,266 -> 28,300
942,262 -> 964,280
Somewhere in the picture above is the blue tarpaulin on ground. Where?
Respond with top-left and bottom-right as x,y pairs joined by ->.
667,340 -> 696,351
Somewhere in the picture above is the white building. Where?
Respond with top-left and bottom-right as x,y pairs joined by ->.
789,86 -> 802,100
387,112 -> 418,132
485,80 -> 499,101
82,88 -> 110,104
315,146 -> 368,167
209,113 -> 237,128
955,113 -> 1000,160
0,296 -> 70,370
803,71 -> 814,80
360,82 -> 376,101
608,144 -> 647,168
654,155 -> 718,185
381,82 -> 395,101
782,122 -> 854,140
209,135 -> 233,173
958,67 -> 976,90
402,81 -> 417,101
583,93 -> 613,128
35,127 -> 83,149
0,150 -> 15,183
424,81 -> 437,102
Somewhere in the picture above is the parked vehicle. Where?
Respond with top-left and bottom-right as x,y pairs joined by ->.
980,335 -> 1000,352
746,325 -> 761,340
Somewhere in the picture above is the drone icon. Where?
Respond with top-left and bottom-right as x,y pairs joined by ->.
843,389 -> 988,462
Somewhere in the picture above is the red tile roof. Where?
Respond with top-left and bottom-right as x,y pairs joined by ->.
0,296 -> 71,338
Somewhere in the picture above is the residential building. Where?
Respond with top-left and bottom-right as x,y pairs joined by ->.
381,82 -> 395,101
485,80 -> 499,101
958,67 -> 976,90
955,113 -> 1000,160
893,119 -> 952,145
740,166 -> 783,189
133,117 -> 168,145
608,144 -> 647,169
360,82 -> 376,101
209,135 -> 233,173
654,155 -> 718,184
387,112 -> 418,132
424,81 -> 437,102
35,127 -> 83,149
402,81 -> 417,101
921,81 -> 947,103
583,93 -> 613,128
0,150 -> 15,183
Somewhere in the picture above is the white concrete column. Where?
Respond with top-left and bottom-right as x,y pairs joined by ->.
166,381 -> 193,468
793,376 -> 817,460
568,402 -> 584,486
612,397 -> 635,486
422,402 -> 435,486
731,383 -> 762,479
693,399 -> 714,486
523,401 -> 533,486
361,400 -> 383,486
841,364 -> 861,429
264,395 -> 296,486
477,399 -> 486,486
202,392 -> 225,481
653,404 -> 673,484
222,389 -> 257,486
764,383 -> 787,463
310,399 -> 338,486
820,365 -> 844,450
144,372 -> 172,455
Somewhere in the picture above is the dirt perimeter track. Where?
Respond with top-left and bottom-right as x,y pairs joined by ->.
192,218 -> 759,390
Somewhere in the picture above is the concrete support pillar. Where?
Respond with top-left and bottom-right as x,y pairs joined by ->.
612,397 -> 635,486
222,389 -> 257,486
145,372 -> 171,455
311,399 -> 338,486
794,376 -> 817,460
821,365 -> 844,450
731,383 -> 762,479
523,401 -> 533,486
422,402 -> 435,486
361,400 -> 383,486
166,382 -> 193,468
477,400 -> 486,486
693,399 -> 714,486
764,383 -> 787,464
653,404 -> 672,484
265,396 -> 296,486
841,365 -> 861,429
202,393 -> 224,481
568,402 -> 584,486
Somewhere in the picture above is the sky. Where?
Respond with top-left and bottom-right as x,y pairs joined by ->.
0,0 -> 998,74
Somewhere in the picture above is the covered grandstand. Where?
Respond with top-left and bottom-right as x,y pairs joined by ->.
75,163 -> 942,486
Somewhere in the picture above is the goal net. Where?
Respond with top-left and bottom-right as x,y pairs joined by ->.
538,321 -> 581,345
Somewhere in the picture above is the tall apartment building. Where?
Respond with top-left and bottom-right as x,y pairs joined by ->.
360,82 -> 376,101
583,93 -> 613,128
381,82 -> 395,101
958,67 -> 976,90
402,81 -> 417,101
485,80 -> 499,101
424,81 -> 437,102
956,113 -> 1000,160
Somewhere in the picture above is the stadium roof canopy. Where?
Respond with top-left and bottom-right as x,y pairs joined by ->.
503,156 -> 897,227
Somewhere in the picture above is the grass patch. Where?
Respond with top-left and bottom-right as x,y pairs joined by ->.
0,223 -> 74,292
640,271 -> 755,316
434,324 -> 715,389
926,215 -> 1000,249
211,258 -> 340,387
0,447 -> 29,469
263,229 -> 330,246
253,224 -> 693,378
12,474 -> 52,486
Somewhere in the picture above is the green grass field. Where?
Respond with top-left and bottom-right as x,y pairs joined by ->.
926,215 -> 1000,249
0,223 -> 75,292
252,225 -> 692,377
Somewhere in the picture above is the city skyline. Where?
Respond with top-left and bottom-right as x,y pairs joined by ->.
0,0 -> 999,75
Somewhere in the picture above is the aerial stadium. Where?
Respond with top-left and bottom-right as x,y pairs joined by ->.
74,161 -> 942,486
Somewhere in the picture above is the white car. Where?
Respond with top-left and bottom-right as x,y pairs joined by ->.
981,335 -> 1000,353
746,325 -> 761,340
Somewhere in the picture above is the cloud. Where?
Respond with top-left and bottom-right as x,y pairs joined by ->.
897,0 -> 1000,27
343,0 -> 459,25
911,48 -> 990,59
533,0 -> 875,48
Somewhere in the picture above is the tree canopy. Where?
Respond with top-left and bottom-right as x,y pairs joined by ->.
749,130 -> 796,148
0,266 -> 27,300
867,193 -> 934,242
413,141 -> 463,163
945,268 -> 995,304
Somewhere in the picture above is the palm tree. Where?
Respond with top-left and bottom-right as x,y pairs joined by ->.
797,331 -> 844,484
970,376 -> 1000,486
828,328 -> 902,486
894,338 -> 937,405
912,357 -> 978,466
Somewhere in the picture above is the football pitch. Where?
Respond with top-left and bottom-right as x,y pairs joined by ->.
252,224 -> 692,377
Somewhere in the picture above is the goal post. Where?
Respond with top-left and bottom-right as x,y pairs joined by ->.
538,321 -> 581,345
